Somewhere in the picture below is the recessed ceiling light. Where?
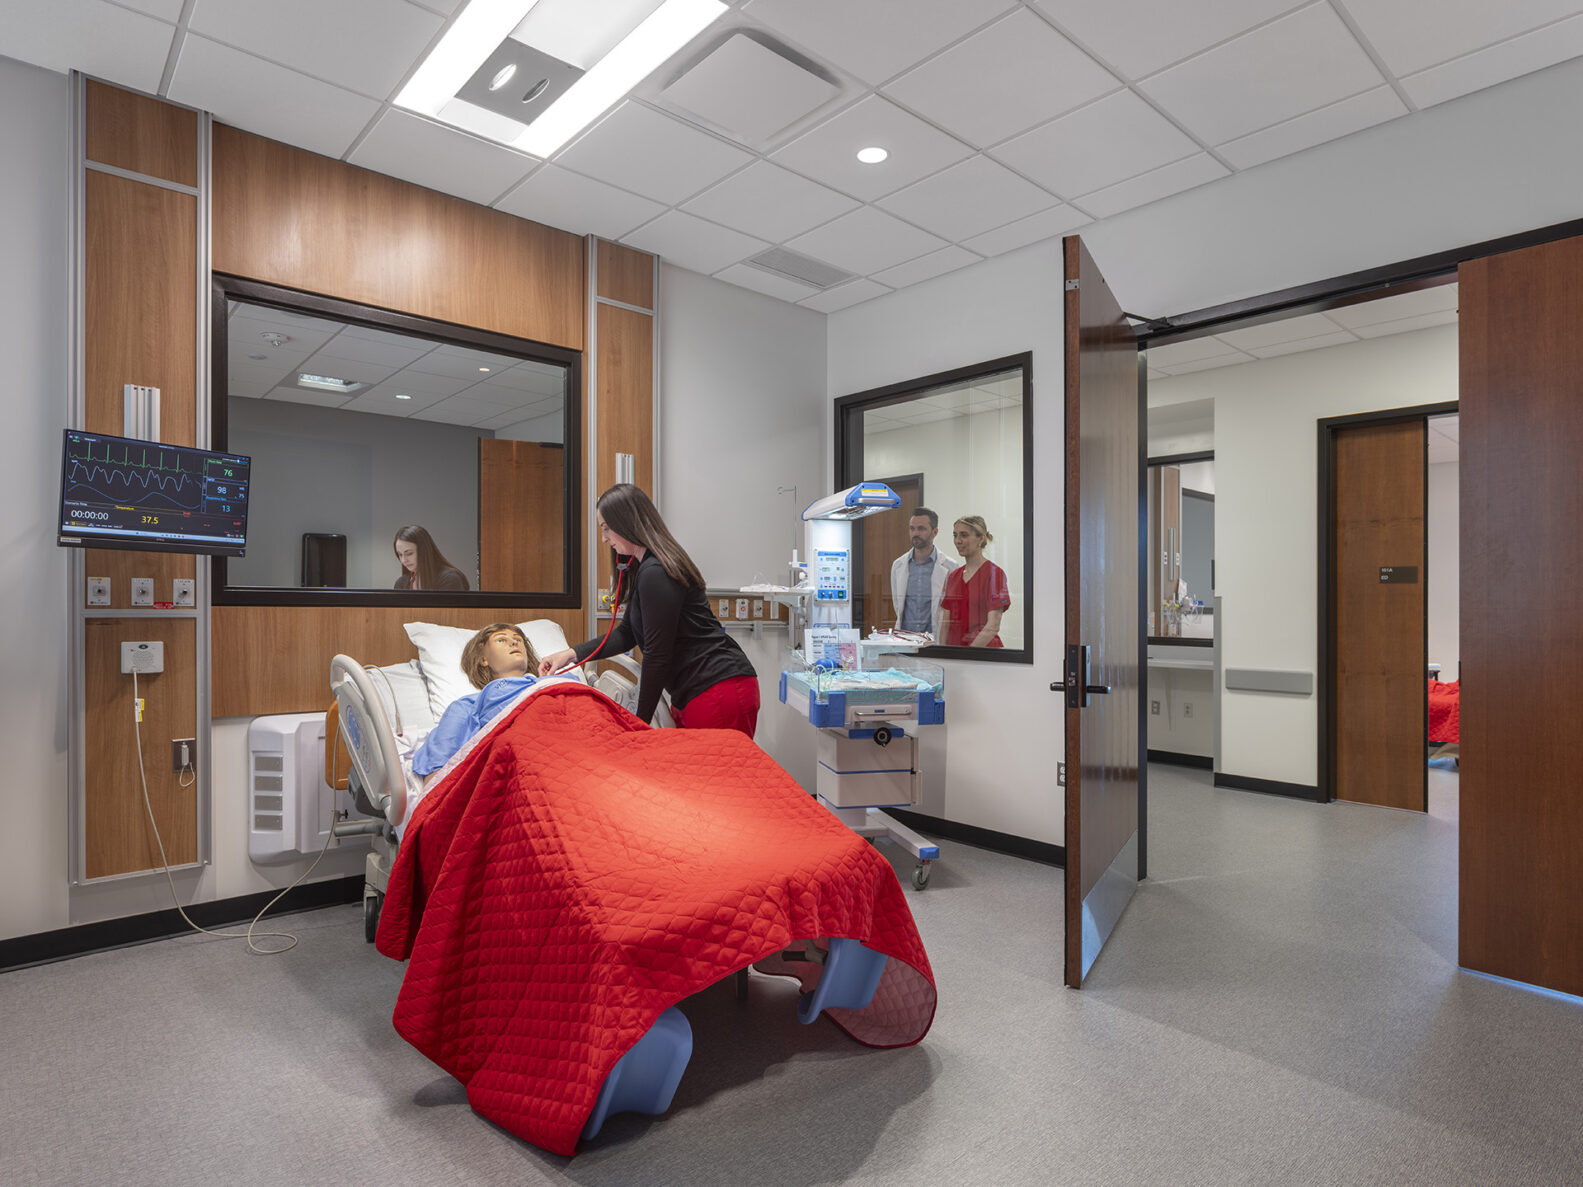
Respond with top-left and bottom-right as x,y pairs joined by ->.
489,61 -> 518,91
857,146 -> 888,164
297,372 -> 363,394
479,366 -> 491,372
395,393 -> 413,400
247,353 -> 269,361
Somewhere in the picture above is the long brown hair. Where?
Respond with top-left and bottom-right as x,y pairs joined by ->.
393,524 -> 469,590
596,484 -> 704,590
459,623 -> 537,689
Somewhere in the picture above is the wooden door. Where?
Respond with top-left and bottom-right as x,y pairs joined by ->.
1331,419 -> 1426,811
478,439 -> 565,592
1459,237 -> 1583,997
1061,236 -> 1141,988
859,474 -> 922,636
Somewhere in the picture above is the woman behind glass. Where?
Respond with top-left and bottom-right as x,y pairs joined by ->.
392,524 -> 470,591
938,515 -> 1009,648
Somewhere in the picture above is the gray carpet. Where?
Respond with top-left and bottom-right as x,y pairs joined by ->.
3,765 -> 1580,1185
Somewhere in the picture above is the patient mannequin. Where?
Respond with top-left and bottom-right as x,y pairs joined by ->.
410,624 -> 541,777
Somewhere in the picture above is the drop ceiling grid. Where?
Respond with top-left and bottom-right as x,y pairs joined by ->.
57,0 -> 1583,312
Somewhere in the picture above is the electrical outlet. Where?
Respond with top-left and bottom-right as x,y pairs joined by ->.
172,578 -> 195,607
171,738 -> 195,772
735,598 -> 749,620
1151,699 -> 1161,715
120,640 -> 164,674
1183,702 -> 1194,718
87,576 -> 110,606
1057,762 -> 1067,787
130,577 -> 153,606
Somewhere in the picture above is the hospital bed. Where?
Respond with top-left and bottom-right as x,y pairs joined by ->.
325,620 -> 936,1154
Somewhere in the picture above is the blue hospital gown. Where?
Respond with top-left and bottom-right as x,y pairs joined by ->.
410,676 -> 538,777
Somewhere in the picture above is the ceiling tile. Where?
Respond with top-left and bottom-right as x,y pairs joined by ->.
1072,153 -> 1228,220
1327,284 -> 1459,328
659,32 -> 839,145
116,0 -> 183,18
0,0 -> 175,94
621,210 -> 768,276
769,95 -> 974,202
265,388 -> 353,409
797,278 -> 892,314
742,0 -> 1017,86
311,328 -> 432,368
961,204 -> 1091,256
408,0 -> 463,13
712,262 -> 822,303
877,155 -> 1058,241
347,110 -> 537,205
1400,13 -> 1583,108
1137,4 -> 1385,145
882,8 -> 1117,148
990,91 -> 1198,199
168,36 -> 380,158
1351,310 -> 1460,338
347,383 -> 451,412
295,352 -> 400,386
553,102 -> 753,206
1217,86 -> 1407,170
494,163 -> 665,239
187,0 -> 442,100
681,161 -> 859,243
359,372 -> 473,401
1218,312 -> 1353,350
1341,0 -> 1583,77
871,245 -> 982,290
1247,330 -> 1359,358
786,206 -> 950,276
407,343 -> 518,380
1031,0 -> 1305,81
1147,338 -> 1250,367
1159,353 -> 1254,376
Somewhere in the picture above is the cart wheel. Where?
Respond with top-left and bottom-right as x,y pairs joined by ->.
363,893 -> 382,943
911,861 -> 932,890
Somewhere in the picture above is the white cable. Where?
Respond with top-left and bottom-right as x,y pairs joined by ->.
132,670 -> 341,956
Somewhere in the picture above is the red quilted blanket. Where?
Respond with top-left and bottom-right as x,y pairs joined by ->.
1428,678 -> 1460,744
375,682 -> 936,1155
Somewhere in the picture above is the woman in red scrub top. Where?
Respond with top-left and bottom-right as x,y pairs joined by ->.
938,515 -> 1009,648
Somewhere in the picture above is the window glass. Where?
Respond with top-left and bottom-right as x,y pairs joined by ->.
1147,457 -> 1214,640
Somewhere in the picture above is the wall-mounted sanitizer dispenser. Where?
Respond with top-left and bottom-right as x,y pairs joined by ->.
247,712 -> 370,862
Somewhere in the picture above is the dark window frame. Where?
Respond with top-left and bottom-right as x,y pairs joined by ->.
210,274 -> 582,608
834,352 -> 1035,665
1146,449 -> 1215,648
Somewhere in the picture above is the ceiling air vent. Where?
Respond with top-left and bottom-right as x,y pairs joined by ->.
744,247 -> 854,291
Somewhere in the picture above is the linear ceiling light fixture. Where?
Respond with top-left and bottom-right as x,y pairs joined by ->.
395,0 -> 726,158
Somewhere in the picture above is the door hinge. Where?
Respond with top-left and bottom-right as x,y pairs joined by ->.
1065,279 -> 1080,291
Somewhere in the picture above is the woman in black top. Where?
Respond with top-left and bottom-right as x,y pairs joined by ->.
392,524 -> 470,591
537,484 -> 759,735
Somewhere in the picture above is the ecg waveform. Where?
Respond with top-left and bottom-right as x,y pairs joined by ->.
65,440 -> 203,511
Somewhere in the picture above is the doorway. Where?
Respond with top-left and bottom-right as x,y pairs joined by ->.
857,472 -> 922,638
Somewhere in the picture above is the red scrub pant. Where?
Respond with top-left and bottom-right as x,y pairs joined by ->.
671,675 -> 760,737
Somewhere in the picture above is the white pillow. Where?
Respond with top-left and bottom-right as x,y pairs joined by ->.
365,659 -> 437,737
404,619 -> 578,720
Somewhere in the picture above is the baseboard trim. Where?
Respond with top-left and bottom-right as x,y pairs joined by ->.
888,807 -> 1065,868
0,874 -> 364,973
1148,749 -> 1214,770
1214,772 -> 1322,802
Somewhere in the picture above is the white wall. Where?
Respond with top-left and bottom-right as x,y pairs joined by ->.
863,407 -> 1026,650
1151,323 -> 1458,787
0,58 -> 69,941
1428,461 -> 1459,679
828,244 -> 1066,845
654,264 -> 829,788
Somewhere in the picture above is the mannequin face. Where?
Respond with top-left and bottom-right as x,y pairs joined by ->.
482,629 -> 529,679
395,540 -> 418,573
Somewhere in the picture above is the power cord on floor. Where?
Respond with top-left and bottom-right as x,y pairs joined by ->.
132,670 -> 340,955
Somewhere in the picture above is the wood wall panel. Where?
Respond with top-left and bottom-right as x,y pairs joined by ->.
212,125 -> 584,352
1331,420 -> 1425,811
212,605 -> 587,717
595,304 -> 654,496
597,241 -> 655,309
86,80 -> 197,186
85,618 -> 197,878
479,439 -> 566,592
1459,239 -> 1583,997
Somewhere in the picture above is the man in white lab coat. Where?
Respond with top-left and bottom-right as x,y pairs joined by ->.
889,507 -> 959,639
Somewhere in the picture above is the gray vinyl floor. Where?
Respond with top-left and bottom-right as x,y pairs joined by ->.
4,764 -> 1581,1186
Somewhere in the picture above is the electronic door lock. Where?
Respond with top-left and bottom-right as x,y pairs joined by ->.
1050,644 -> 1111,708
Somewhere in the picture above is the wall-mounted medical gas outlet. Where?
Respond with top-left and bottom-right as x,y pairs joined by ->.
1151,700 -> 1161,715
120,641 -> 164,674
718,598 -> 731,618
87,577 -> 110,606
130,577 -> 154,606
752,600 -> 765,619
172,578 -> 195,607
735,598 -> 749,620
171,738 -> 195,772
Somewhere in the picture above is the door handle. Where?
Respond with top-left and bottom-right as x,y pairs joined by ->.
1049,644 -> 1112,708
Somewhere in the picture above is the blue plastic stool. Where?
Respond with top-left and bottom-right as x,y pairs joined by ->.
796,938 -> 888,1024
583,1007 -> 693,1140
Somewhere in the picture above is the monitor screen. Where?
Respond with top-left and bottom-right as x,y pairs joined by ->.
58,429 -> 251,556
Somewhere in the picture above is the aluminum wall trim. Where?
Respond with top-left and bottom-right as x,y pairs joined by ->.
585,236 -> 599,640
195,108 -> 213,871
68,71 -> 88,887
84,159 -> 199,197
594,295 -> 654,317
651,253 -> 661,508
